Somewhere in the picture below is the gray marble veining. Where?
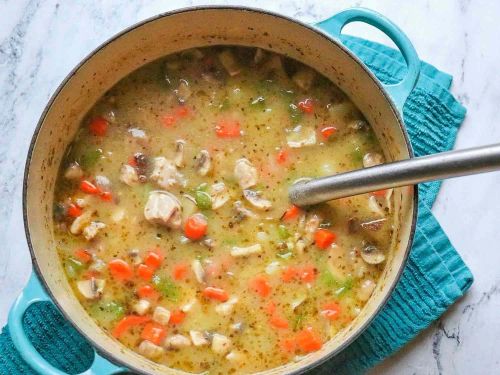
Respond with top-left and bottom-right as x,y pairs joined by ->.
1,1 -> 499,374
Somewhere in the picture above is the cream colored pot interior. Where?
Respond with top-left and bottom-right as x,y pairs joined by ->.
25,8 -> 415,375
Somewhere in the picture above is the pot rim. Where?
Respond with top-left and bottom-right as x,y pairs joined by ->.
22,5 -> 418,374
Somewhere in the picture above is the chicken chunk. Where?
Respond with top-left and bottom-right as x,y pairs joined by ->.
152,306 -> 171,325
150,157 -> 181,189
190,330 -> 209,347
165,334 -> 191,349
70,210 -> 94,235
119,164 -> 139,186
230,244 -> 262,257
144,191 -> 182,229
64,163 -> 83,180
138,340 -> 164,359
363,152 -> 384,168
133,299 -> 151,316
215,297 -> 239,316
83,221 -> 106,241
234,158 -> 257,189
211,334 -> 232,355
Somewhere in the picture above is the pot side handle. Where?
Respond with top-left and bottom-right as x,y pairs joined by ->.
8,273 -> 126,375
316,7 -> 421,112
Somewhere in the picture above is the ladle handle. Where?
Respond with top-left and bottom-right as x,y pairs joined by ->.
289,143 -> 500,206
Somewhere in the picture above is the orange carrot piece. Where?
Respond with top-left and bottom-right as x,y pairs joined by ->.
172,263 -> 188,281
314,229 -> 336,250
249,276 -> 272,297
112,315 -> 150,338
108,259 -> 134,281
320,302 -> 342,321
89,117 -> 108,136
282,205 -> 301,221
184,214 -> 208,240
137,264 -> 154,281
74,249 -> 92,263
67,203 -> 83,218
169,310 -> 186,325
296,327 -> 322,353
140,323 -> 167,345
202,287 -> 229,302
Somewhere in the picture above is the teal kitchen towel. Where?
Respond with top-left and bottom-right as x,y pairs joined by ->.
0,36 -> 473,375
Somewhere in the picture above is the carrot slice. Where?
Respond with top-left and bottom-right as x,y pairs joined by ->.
144,251 -> 163,270
270,314 -> 289,329
282,205 -> 301,221
281,267 -> 298,282
320,302 -> 341,321
371,189 -> 388,197
280,338 -> 297,353
299,265 -> 316,283
249,276 -> 272,297
298,98 -> 314,113
169,310 -> 186,325
80,180 -> 100,195
137,285 -> 159,299
172,263 -> 188,281
137,264 -> 154,281
320,126 -> 337,139
141,323 -> 167,345
112,315 -> 150,338
215,119 -> 241,138
265,301 -> 277,315
162,114 -> 177,127
175,106 -> 190,118
89,117 -> 108,136
314,229 -> 336,250
67,203 -> 83,218
108,259 -> 133,281
184,214 -> 208,240
202,287 -> 229,302
99,191 -> 113,202
296,327 -> 322,353
74,249 -> 92,263
276,148 -> 289,164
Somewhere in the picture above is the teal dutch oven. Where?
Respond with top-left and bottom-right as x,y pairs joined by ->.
8,6 -> 420,375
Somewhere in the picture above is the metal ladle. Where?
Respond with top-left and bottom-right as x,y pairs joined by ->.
289,143 -> 500,206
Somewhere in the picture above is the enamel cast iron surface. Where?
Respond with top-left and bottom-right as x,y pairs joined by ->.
290,143 -> 500,205
11,6 -> 419,375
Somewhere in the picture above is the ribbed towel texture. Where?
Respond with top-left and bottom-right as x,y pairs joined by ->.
0,36 -> 473,375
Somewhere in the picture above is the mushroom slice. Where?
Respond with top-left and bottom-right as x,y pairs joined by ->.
243,190 -> 272,211
138,340 -> 164,359
190,330 -> 209,347
70,210 -> 95,235
211,333 -> 232,355
286,126 -> 316,148
360,244 -> 386,265
292,67 -> 316,91
165,334 -> 191,349
76,278 -> 105,299
218,50 -> 241,76
360,218 -> 387,231
150,157 -> 180,189
233,200 -> 258,221
192,259 -> 205,284
230,244 -> 262,257
120,164 -> 139,186
174,140 -> 185,168
210,182 -> 230,210
234,158 -> 258,189
144,191 -> 182,229
64,162 -> 83,180
195,150 -> 211,176
362,152 -> 384,168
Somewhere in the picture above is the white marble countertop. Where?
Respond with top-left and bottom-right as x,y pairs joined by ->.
1,1 -> 499,374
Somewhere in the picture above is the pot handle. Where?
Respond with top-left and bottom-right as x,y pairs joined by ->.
316,8 -> 420,111
8,273 -> 127,375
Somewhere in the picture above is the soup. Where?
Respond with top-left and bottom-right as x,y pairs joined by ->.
53,46 -> 393,374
